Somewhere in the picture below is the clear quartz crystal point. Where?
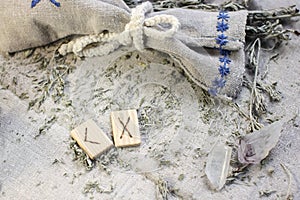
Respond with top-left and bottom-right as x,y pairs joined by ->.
205,142 -> 232,191
238,120 -> 284,164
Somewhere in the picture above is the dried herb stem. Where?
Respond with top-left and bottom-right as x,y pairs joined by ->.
248,5 -> 300,20
247,38 -> 261,131
280,163 -> 293,200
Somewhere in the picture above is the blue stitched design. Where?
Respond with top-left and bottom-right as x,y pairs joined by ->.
219,56 -> 231,65
213,77 -> 226,88
31,0 -> 60,8
216,21 -> 229,32
217,11 -> 230,21
209,11 -> 232,96
216,34 -> 228,46
218,65 -> 230,77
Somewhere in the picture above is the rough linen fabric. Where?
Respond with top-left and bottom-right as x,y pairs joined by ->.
0,0 -> 247,96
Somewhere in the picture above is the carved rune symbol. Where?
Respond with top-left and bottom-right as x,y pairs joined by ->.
118,117 -> 133,139
84,128 -> 101,145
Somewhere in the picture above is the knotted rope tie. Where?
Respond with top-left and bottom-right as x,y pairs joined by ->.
58,2 -> 180,57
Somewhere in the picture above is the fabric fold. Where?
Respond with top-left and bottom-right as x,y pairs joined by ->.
0,0 -> 248,96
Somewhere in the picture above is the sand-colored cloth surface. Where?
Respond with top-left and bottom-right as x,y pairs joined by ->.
0,0 -> 247,96
0,0 -> 300,199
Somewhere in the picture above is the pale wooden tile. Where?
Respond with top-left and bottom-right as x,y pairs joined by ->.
111,109 -> 141,147
70,119 -> 113,159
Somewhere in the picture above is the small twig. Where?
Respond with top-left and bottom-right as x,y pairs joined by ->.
47,66 -> 69,92
280,163 -> 293,200
215,95 -> 263,129
248,38 -> 261,131
248,6 -> 300,20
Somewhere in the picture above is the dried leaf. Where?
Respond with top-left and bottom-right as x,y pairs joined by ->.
238,120 -> 284,164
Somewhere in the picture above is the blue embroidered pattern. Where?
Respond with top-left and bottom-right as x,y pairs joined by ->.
31,0 -> 61,8
209,11 -> 231,96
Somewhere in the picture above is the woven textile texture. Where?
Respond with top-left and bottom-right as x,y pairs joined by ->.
0,0 -> 247,96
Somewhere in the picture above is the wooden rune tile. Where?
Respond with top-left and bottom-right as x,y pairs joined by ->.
111,110 -> 141,147
70,119 -> 113,159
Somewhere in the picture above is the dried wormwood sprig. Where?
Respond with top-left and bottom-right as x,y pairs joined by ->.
69,139 -> 94,170
246,6 -> 300,48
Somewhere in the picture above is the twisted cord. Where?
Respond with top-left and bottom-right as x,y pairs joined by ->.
58,2 -> 180,57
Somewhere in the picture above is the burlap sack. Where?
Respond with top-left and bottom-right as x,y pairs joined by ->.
0,0 -> 247,96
